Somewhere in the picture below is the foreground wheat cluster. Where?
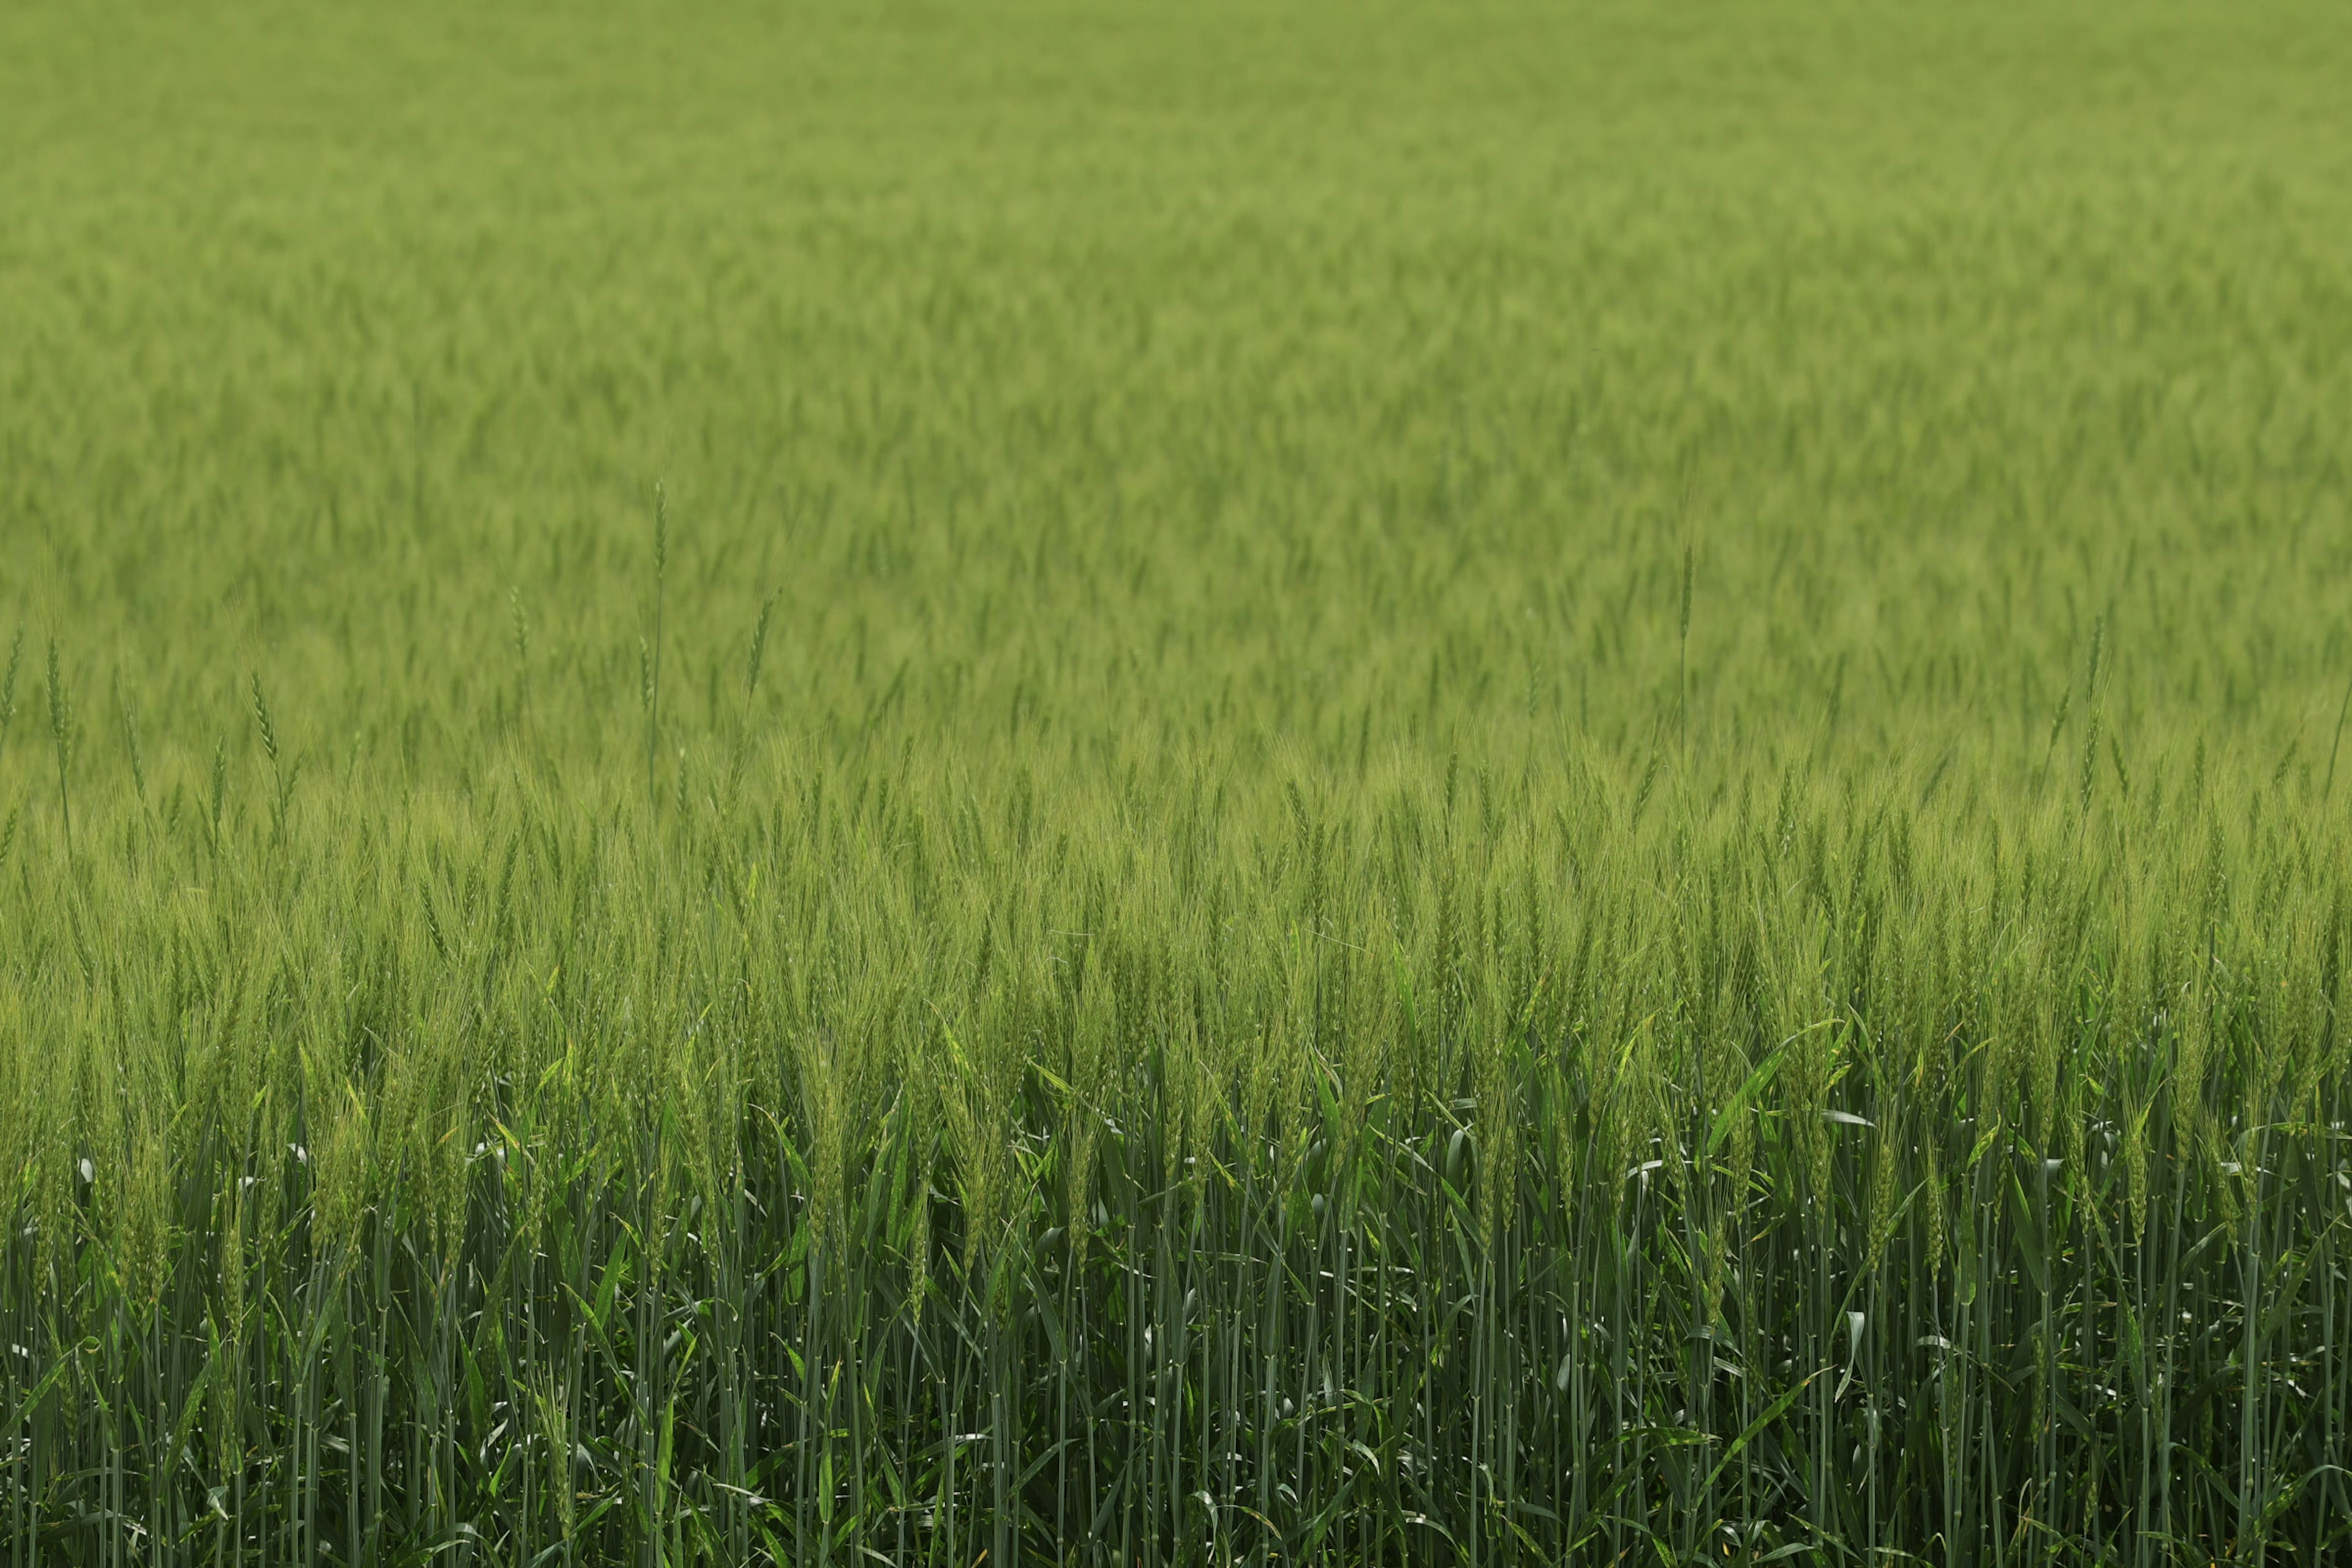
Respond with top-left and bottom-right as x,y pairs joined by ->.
6,0 -> 2352,1562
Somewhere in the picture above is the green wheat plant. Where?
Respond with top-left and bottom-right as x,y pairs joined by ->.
2,0 -> 2350,1562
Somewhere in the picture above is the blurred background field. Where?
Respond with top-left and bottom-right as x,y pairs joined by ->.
4,1 -> 2351,1562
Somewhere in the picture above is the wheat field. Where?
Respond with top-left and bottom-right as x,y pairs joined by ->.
5,0 -> 2352,1562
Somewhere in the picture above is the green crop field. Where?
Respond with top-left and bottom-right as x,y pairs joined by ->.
5,0 -> 2352,1562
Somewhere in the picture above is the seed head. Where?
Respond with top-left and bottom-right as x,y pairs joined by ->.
653,478 -> 669,579
0,626 -> 21,736
45,639 -> 74,763
251,674 -> 279,765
